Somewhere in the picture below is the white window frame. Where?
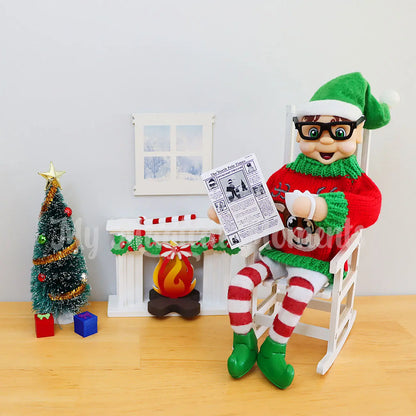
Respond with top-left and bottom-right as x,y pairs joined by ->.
133,113 -> 214,195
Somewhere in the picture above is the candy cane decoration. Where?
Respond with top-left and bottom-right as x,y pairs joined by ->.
138,214 -> 197,225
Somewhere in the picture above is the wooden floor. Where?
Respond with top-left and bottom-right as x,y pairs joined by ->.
0,297 -> 415,416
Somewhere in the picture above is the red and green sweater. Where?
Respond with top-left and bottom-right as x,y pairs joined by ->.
261,153 -> 382,282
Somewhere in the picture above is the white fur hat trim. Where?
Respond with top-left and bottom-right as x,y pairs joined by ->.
296,99 -> 363,121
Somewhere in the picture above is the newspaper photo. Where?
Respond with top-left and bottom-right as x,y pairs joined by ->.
201,154 -> 284,248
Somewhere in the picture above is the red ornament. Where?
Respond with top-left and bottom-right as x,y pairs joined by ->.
64,207 -> 72,217
38,273 -> 46,282
127,246 -> 134,252
120,241 -> 127,249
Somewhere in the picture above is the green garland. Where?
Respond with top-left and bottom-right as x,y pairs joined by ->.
111,234 -> 241,257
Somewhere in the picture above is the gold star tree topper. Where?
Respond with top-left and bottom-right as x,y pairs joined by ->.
38,162 -> 65,189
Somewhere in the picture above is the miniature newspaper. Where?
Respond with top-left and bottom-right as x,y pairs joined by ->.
201,154 -> 284,249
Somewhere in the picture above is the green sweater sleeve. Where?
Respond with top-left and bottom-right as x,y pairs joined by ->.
315,192 -> 349,235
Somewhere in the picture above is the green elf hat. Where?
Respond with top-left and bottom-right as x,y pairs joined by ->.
296,72 -> 399,129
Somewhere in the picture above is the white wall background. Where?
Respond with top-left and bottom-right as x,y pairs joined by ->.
1,0 -> 415,301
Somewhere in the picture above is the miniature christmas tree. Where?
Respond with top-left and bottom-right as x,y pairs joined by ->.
31,163 -> 90,323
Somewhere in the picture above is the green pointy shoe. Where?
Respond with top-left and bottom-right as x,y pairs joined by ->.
257,336 -> 295,389
227,329 -> 258,379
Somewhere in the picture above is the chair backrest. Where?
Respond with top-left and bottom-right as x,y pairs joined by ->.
284,105 -> 372,173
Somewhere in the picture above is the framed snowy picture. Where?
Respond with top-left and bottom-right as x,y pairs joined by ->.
133,113 -> 215,195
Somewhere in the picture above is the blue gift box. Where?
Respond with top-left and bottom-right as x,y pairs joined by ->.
74,311 -> 97,337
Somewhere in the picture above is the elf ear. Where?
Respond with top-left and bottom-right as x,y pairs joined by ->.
355,123 -> 364,144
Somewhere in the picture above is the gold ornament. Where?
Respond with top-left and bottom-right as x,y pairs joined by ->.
33,238 -> 79,266
38,162 -> 65,190
48,282 -> 87,301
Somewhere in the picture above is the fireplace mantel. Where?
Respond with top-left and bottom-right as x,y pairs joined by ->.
106,217 -> 256,317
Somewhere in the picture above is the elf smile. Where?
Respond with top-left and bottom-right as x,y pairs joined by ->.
319,152 -> 334,160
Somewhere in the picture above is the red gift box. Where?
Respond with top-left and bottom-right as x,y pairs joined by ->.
34,313 -> 54,338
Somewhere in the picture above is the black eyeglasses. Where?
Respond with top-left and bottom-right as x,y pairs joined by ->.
293,116 -> 366,141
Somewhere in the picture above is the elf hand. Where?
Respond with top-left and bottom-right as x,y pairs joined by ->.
208,206 -> 220,224
285,191 -> 328,221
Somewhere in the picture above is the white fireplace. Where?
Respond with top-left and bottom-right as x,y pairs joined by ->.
106,217 -> 256,317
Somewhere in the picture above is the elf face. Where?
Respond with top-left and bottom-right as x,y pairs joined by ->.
296,115 -> 364,164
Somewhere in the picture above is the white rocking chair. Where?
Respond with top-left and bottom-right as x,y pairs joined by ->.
249,105 -> 372,375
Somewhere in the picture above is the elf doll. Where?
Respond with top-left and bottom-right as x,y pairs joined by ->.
208,72 -> 396,389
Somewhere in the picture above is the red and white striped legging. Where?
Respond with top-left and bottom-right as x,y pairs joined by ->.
228,259 -> 328,344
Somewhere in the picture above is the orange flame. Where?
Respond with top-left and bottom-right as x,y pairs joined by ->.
153,253 -> 195,298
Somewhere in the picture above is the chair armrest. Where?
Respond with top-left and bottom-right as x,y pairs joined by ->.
239,238 -> 264,259
329,231 -> 362,274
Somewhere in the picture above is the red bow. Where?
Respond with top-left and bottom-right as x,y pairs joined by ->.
160,243 -> 192,260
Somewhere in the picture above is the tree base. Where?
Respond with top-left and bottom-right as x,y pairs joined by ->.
148,289 -> 200,318
54,312 -> 74,325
